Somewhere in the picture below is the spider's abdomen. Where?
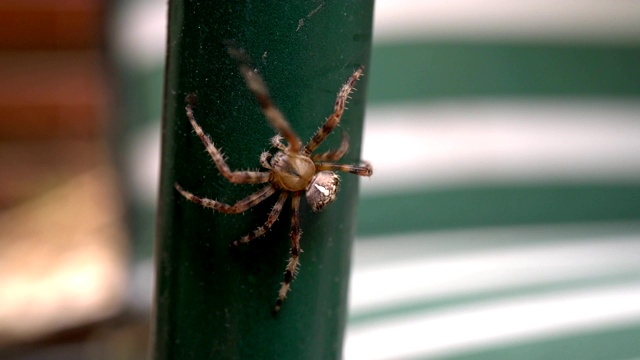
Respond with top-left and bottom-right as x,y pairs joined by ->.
270,152 -> 316,191
306,171 -> 340,212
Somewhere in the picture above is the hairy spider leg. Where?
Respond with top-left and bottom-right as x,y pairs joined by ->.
232,191 -> 289,247
303,66 -> 364,155
315,161 -> 373,177
259,152 -> 272,169
274,191 -> 302,314
175,183 -> 276,214
270,134 -> 287,151
228,47 -> 303,152
186,104 -> 270,184
311,131 -> 349,162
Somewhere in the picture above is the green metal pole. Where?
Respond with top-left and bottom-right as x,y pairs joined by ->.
153,1 -> 374,359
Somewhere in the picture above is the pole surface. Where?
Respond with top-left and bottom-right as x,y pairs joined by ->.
153,1 -> 374,359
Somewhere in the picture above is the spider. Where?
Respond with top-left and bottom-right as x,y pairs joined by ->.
175,47 -> 372,313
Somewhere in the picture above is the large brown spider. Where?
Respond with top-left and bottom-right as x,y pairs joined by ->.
175,48 -> 372,313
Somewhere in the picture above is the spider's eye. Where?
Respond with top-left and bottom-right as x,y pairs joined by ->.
306,171 -> 340,212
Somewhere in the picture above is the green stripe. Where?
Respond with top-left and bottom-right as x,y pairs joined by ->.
356,184 -> 640,236
368,41 -> 640,102
438,323 -> 640,360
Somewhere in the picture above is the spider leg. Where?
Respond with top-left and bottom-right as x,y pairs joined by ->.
303,66 -> 364,155
315,161 -> 373,177
273,191 -> 302,314
227,47 -> 303,152
259,152 -> 272,169
270,134 -> 286,151
186,104 -> 270,184
231,191 -> 289,247
175,183 -> 276,214
311,131 -> 349,162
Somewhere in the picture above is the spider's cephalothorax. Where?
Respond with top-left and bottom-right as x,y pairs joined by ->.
175,47 -> 372,313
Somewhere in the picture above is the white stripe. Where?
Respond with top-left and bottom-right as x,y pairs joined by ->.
374,0 -> 640,44
113,0 -> 167,68
361,99 -> 640,194
349,224 -> 640,315
344,285 -> 640,360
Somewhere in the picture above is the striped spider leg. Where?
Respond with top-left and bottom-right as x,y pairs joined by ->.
175,47 -> 372,314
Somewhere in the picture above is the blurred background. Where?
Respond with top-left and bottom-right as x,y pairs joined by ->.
1,0 -> 639,359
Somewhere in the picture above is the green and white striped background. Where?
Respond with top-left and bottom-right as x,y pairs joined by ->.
113,0 -> 640,357
345,1 -> 640,359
